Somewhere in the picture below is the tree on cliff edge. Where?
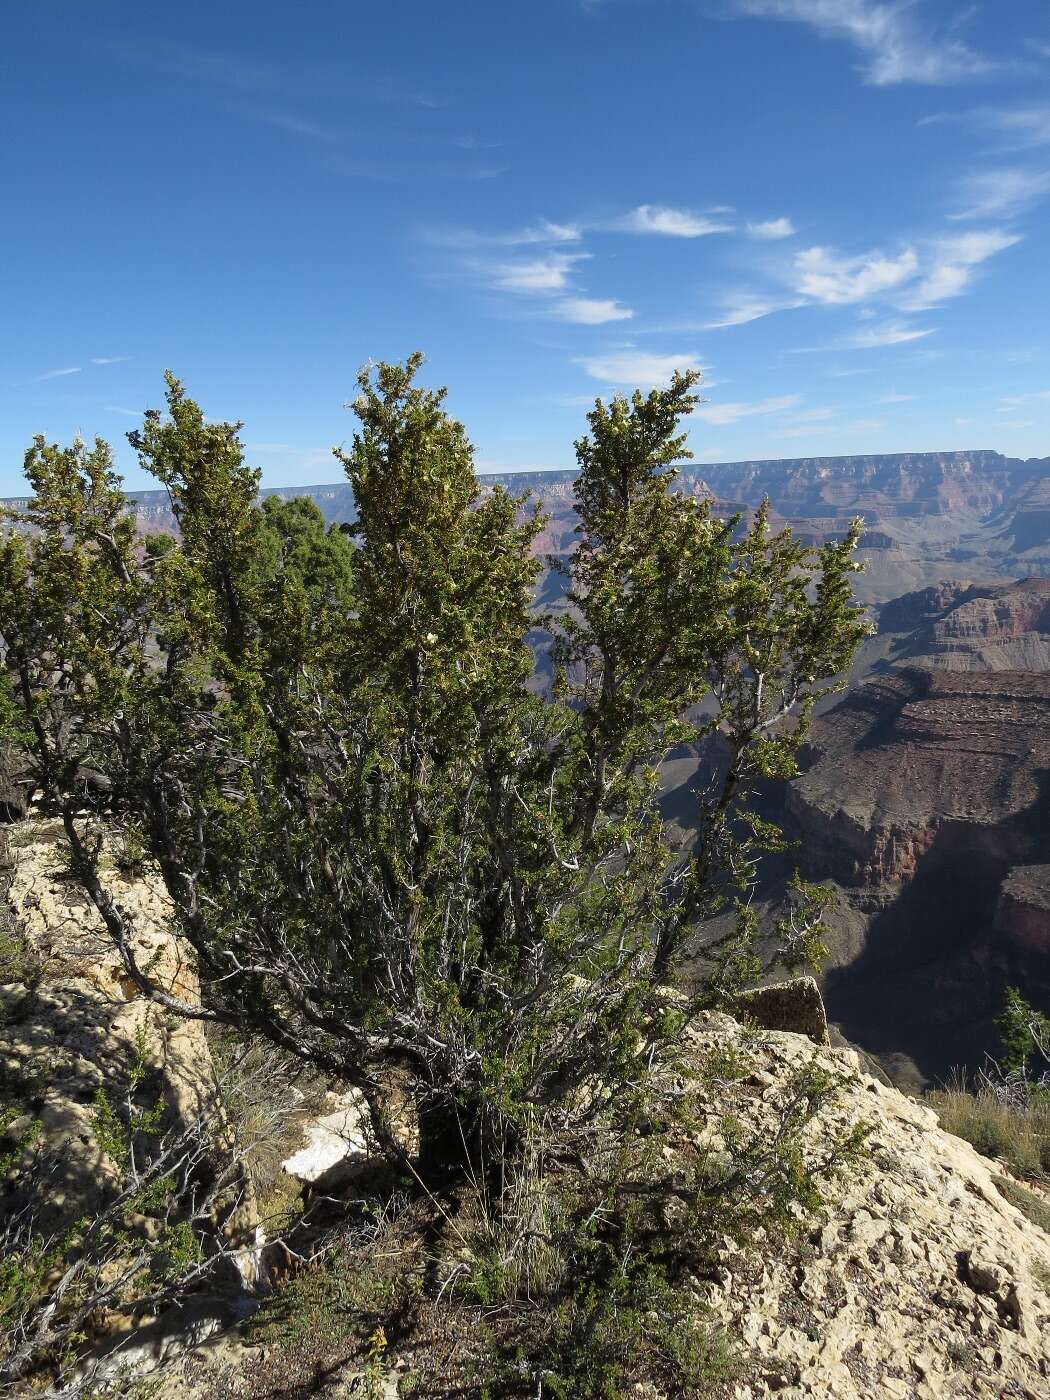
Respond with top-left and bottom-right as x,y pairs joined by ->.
0,355 -> 868,1184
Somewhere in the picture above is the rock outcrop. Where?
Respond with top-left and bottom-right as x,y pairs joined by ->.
691,1014 -> 1050,1399
779,665 -> 1050,1082
147,1010 -> 1050,1399
788,669 -> 1050,890
995,865 -> 1050,957
876,577 -> 1050,672
0,817 -> 254,1239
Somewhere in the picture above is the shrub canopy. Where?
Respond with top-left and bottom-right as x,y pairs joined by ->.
0,356 -> 868,1177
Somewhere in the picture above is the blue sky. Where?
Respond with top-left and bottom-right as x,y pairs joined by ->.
3,0 -> 1050,492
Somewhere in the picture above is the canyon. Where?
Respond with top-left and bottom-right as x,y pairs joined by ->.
6,447 -> 1049,609
777,580 -> 1050,1087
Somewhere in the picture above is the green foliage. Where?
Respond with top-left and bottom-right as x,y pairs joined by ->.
0,355 -> 869,1196
254,495 -> 355,610
996,987 -> 1050,1076
0,924 -> 41,991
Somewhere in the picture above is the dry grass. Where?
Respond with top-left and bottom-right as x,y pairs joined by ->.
928,1079 -> 1050,1180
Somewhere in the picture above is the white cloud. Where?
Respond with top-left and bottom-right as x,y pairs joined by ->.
844,321 -> 935,349
950,167 -> 1050,220
879,390 -> 916,403
552,296 -> 633,325
787,406 -> 835,422
36,366 -> 81,381
1000,388 -> 1050,406
487,252 -> 589,293
900,228 -> 1020,310
848,417 -> 886,433
937,104 -> 1050,149
695,394 -> 801,426
729,1 -> 993,86
774,422 -> 837,440
795,245 -> 918,303
617,204 -> 733,237
432,220 -> 581,248
794,320 -> 935,352
91,355 -> 129,365
704,296 -> 803,328
106,406 -> 141,417
747,216 -> 796,239
576,350 -> 704,385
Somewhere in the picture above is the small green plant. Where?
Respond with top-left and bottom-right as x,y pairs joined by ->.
0,923 -> 41,991
996,988 -> 1050,1076
947,1338 -> 978,1369
113,823 -> 150,877
90,1024 -> 164,1169
361,1326 -> 389,1400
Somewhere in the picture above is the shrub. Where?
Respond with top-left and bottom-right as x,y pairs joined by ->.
0,357 -> 868,1201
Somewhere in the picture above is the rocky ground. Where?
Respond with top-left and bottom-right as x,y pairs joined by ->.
690,1015 -> 1050,1400
3,816 -> 1050,1398
147,1013 -> 1050,1400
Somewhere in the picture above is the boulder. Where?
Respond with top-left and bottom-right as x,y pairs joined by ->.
734,975 -> 830,1046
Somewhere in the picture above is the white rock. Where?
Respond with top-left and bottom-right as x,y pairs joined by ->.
280,1093 -> 369,1185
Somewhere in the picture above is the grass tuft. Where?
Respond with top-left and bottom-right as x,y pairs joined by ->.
928,1078 -> 1050,1180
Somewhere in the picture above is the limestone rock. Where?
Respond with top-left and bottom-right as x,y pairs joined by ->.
0,817 -> 251,1236
281,1091 -> 369,1188
682,1013 -> 1050,1400
734,977 -> 830,1046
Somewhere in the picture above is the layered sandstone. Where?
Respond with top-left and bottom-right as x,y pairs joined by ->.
789,669 -> 1050,888
995,865 -> 1050,957
877,577 -> 1050,672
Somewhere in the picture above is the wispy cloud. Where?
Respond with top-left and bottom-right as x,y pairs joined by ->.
747,216 -> 796,239
704,295 -> 803,328
950,167 -> 1050,220
91,355 -> 129,366
794,320 -> 935,352
552,297 -> 633,324
36,366 -> 82,381
486,252 -> 589,293
615,204 -> 733,237
430,220 -> 581,249
240,108 -> 341,142
727,1 -> 993,86
844,321 -> 934,349
103,38 -> 443,108
576,350 -> 704,385
1000,388 -> 1050,406
900,228 -> 1020,310
921,104 -> 1050,150
794,245 -> 918,303
106,406 -> 142,417
773,422 -> 836,440
695,393 -> 802,425
879,390 -> 916,403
